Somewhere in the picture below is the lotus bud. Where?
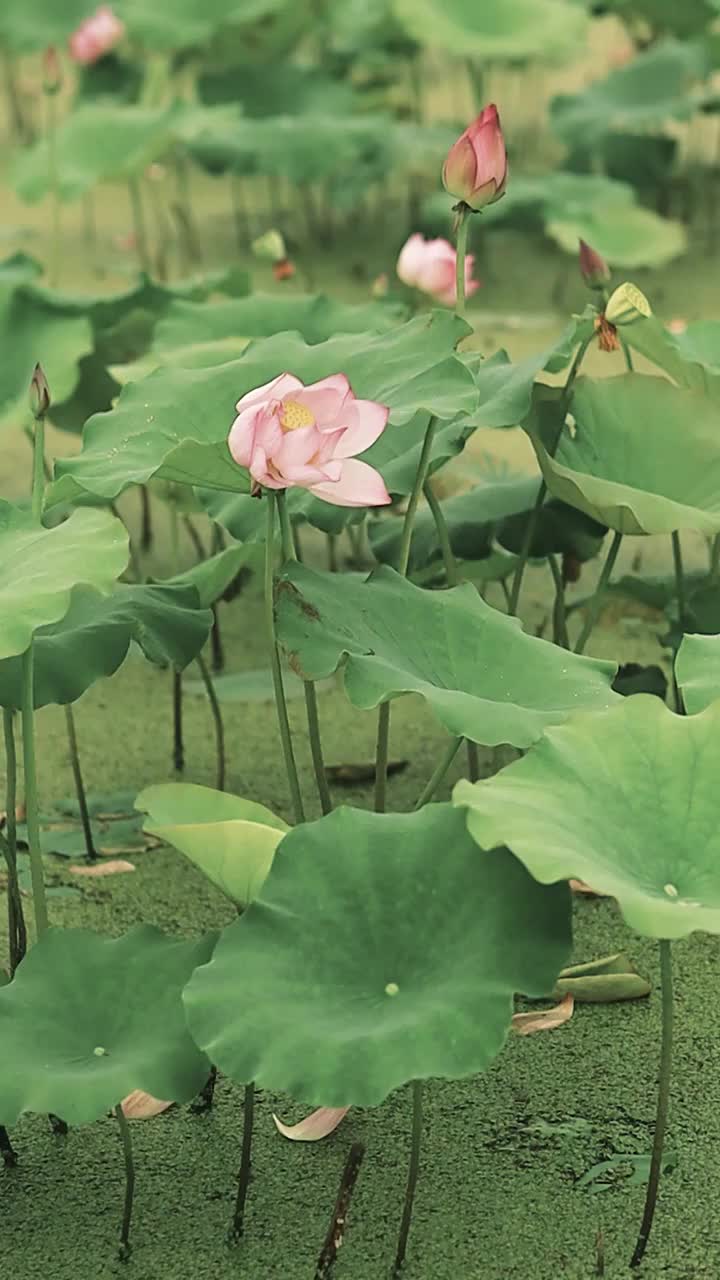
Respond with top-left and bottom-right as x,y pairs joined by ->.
605,282 -> 651,327
42,46 -> 62,95
29,363 -> 51,419
442,104 -> 508,213
578,239 -> 610,290
272,259 -> 295,282
252,229 -> 288,263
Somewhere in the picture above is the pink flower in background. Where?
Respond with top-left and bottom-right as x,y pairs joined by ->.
69,6 -> 124,65
396,233 -> 480,306
442,104 -> 508,212
228,373 -> 391,508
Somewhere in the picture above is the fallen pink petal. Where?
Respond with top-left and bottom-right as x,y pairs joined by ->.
273,1107 -> 351,1141
69,860 -> 136,877
121,1091 -> 174,1120
512,994 -> 575,1036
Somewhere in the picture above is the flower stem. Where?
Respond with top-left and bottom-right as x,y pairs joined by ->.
375,418 -> 438,811
127,177 -> 152,276
547,553 -> 569,649
672,532 -> 686,633
31,416 -> 46,523
413,737 -> 462,809
630,940 -> 674,1268
315,1142 -> 365,1280
2,708 -> 26,973
45,89 -> 60,289
229,1083 -> 255,1244
454,204 -> 471,316
423,480 -> 458,586
508,332 -> 595,616
115,1104 -> 135,1263
393,1080 -> 423,1277
573,531 -> 623,655
195,652 -> 226,791
276,491 -> 330,815
64,704 -> 99,861
21,647 -> 48,937
265,493 -> 305,824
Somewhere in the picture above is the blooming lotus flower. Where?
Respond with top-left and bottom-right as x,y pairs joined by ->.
228,373 -> 391,508
396,233 -> 480,306
578,239 -> 610,289
442,104 -> 508,212
69,6 -> 124,65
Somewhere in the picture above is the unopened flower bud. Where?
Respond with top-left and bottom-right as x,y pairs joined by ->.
30,363 -> 51,419
442,104 -> 508,213
578,239 -> 610,290
252,229 -> 287,264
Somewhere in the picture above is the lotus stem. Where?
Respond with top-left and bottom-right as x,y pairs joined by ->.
229,1083 -> 255,1244
314,1142 -> 365,1280
423,480 -> 458,586
454,203 -> 471,317
3,708 -> 26,973
466,740 -> 480,782
115,1104 -> 135,1262
45,89 -> 61,288
671,532 -> 686,633
64,704 -> 99,861
574,531 -> 623,655
139,485 -> 153,552
21,646 -> 48,937
393,1080 -> 423,1276
630,939 -> 674,1268
265,493 -> 305,824
0,1124 -> 17,1167
547,553 -> 570,649
127,177 -> 152,276
195,652 -> 225,791
413,737 -> 463,809
172,669 -> 184,773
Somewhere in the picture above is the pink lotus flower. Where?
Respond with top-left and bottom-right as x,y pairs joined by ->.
69,6 -> 124,65
442,104 -> 508,212
396,233 -> 480,306
228,373 -> 391,508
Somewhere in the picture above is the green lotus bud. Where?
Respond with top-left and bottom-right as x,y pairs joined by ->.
605,282 -> 651,327
29,363 -> 51,419
252,229 -> 287,264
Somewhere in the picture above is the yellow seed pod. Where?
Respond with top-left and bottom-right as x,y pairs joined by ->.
605,282 -> 652,327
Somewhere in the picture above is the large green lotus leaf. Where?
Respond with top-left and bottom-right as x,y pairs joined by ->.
593,0 -> 716,41
528,375 -> 720,535
393,0 -> 587,61
608,309 -> 720,397
0,926 -> 214,1127
137,783 -> 288,906
547,204 -> 686,269
123,0 -> 303,51
0,504 -> 128,662
161,543 -> 258,607
188,113 -> 396,185
275,562 -> 618,748
48,313 -> 477,508
0,582 -> 211,710
424,172 -> 635,235
675,634 -> 720,715
672,321 -> 720,371
0,0 -> 106,49
550,40 -> 709,147
0,271 -> 93,425
455,695 -> 720,940
183,805 -> 572,1106
12,105 -> 176,203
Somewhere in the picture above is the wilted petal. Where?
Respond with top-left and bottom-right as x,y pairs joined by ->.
512,993 -> 574,1036
121,1090 -> 173,1120
273,1107 -> 350,1141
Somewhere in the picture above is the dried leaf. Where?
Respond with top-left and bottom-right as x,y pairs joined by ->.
121,1090 -> 173,1119
512,993 -> 574,1036
273,1106 -> 351,1141
69,860 -> 136,877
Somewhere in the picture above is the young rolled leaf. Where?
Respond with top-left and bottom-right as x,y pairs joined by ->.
183,805 -> 572,1107
455,695 -> 720,939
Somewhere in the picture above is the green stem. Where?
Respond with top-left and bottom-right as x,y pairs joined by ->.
128,177 -> 152,276
21,647 -> 48,937
115,1104 -> 135,1262
573,531 -> 623,655
265,494 -> 305,824
2,708 -> 25,973
413,737 -> 462,809
376,417 -> 438,811
547,553 -> 569,649
229,1083 -> 255,1243
466,740 -> 480,782
393,1080 -> 423,1277
423,480 -> 458,586
709,532 -> 720,583
276,491 -> 330,815
630,940 -> 674,1268
672,532 -> 686,633
620,336 -> 635,372
508,332 -> 594,616
32,417 -> 46,522
454,204 -> 471,317
64,704 -> 98,861
195,652 -> 226,791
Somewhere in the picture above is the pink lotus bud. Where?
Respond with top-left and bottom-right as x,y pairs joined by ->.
42,46 -> 62,94
579,239 -> 610,289
442,104 -> 508,212
30,363 -> 51,418
69,6 -> 124,66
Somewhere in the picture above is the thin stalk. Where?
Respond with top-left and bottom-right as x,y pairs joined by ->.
3,709 -> 26,973
314,1143 -> 365,1280
173,151 -> 202,269
573,531 -> 623,655
82,191 -> 103,278
413,737 -> 462,809
195,652 -> 226,791
46,90 -> 61,288
547,553 -> 569,648
115,1104 -> 135,1262
393,1080 -> 423,1277
139,485 -> 153,552
0,1124 -> 17,1167
620,336 -> 635,372
630,940 -> 674,1268
326,533 -> 339,572
672,532 -> 686,633
423,480 -> 458,586
1,47 -> 30,144
183,514 -> 207,562
64,704 -> 99,861
375,418 -> 438,811
229,1083 -> 255,1243
32,416 -> 46,522
172,671 -> 184,773
508,332 -> 595,615
128,177 -> 152,275
210,604 -> 225,673
265,494 -> 305,824
466,740 -> 480,782
709,532 -> 720,583
454,204 -> 471,316
21,647 -> 48,937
